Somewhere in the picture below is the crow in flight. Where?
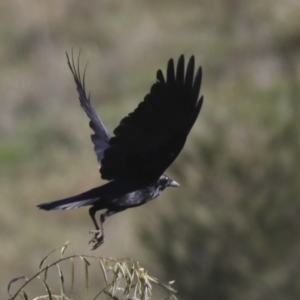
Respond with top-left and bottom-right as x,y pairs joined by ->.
38,53 -> 203,250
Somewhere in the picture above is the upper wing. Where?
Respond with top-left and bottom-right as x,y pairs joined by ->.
66,52 -> 110,166
100,55 -> 203,183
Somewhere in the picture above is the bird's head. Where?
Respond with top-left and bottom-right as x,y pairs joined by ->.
157,175 -> 180,190
150,175 -> 179,200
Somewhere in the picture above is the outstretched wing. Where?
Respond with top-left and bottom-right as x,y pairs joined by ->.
66,52 -> 110,166
100,55 -> 203,183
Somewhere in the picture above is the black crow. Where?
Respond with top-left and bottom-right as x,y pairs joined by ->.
38,53 -> 203,250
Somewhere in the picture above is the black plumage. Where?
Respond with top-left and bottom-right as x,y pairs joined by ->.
38,53 -> 203,250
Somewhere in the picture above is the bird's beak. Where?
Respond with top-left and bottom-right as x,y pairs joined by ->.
169,179 -> 180,187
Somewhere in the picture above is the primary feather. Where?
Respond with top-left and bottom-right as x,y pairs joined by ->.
101,55 -> 203,183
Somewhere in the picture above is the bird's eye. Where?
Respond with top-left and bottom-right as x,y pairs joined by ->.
161,177 -> 168,185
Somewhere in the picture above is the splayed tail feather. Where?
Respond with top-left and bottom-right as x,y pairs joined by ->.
37,186 -> 104,210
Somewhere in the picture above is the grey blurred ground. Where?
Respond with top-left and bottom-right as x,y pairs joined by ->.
1,0 -> 300,299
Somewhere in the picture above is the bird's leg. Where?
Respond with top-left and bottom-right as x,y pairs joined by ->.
89,214 -> 106,250
89,209 -> 123,250
88,207 -> 104,250
89,206 -> 100,229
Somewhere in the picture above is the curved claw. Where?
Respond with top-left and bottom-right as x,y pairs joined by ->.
89,229 -> 105,250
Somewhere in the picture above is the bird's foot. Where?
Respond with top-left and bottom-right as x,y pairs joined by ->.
89,229 -> 104,250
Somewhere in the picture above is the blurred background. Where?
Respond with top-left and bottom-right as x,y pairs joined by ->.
1,0 -> 300,299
